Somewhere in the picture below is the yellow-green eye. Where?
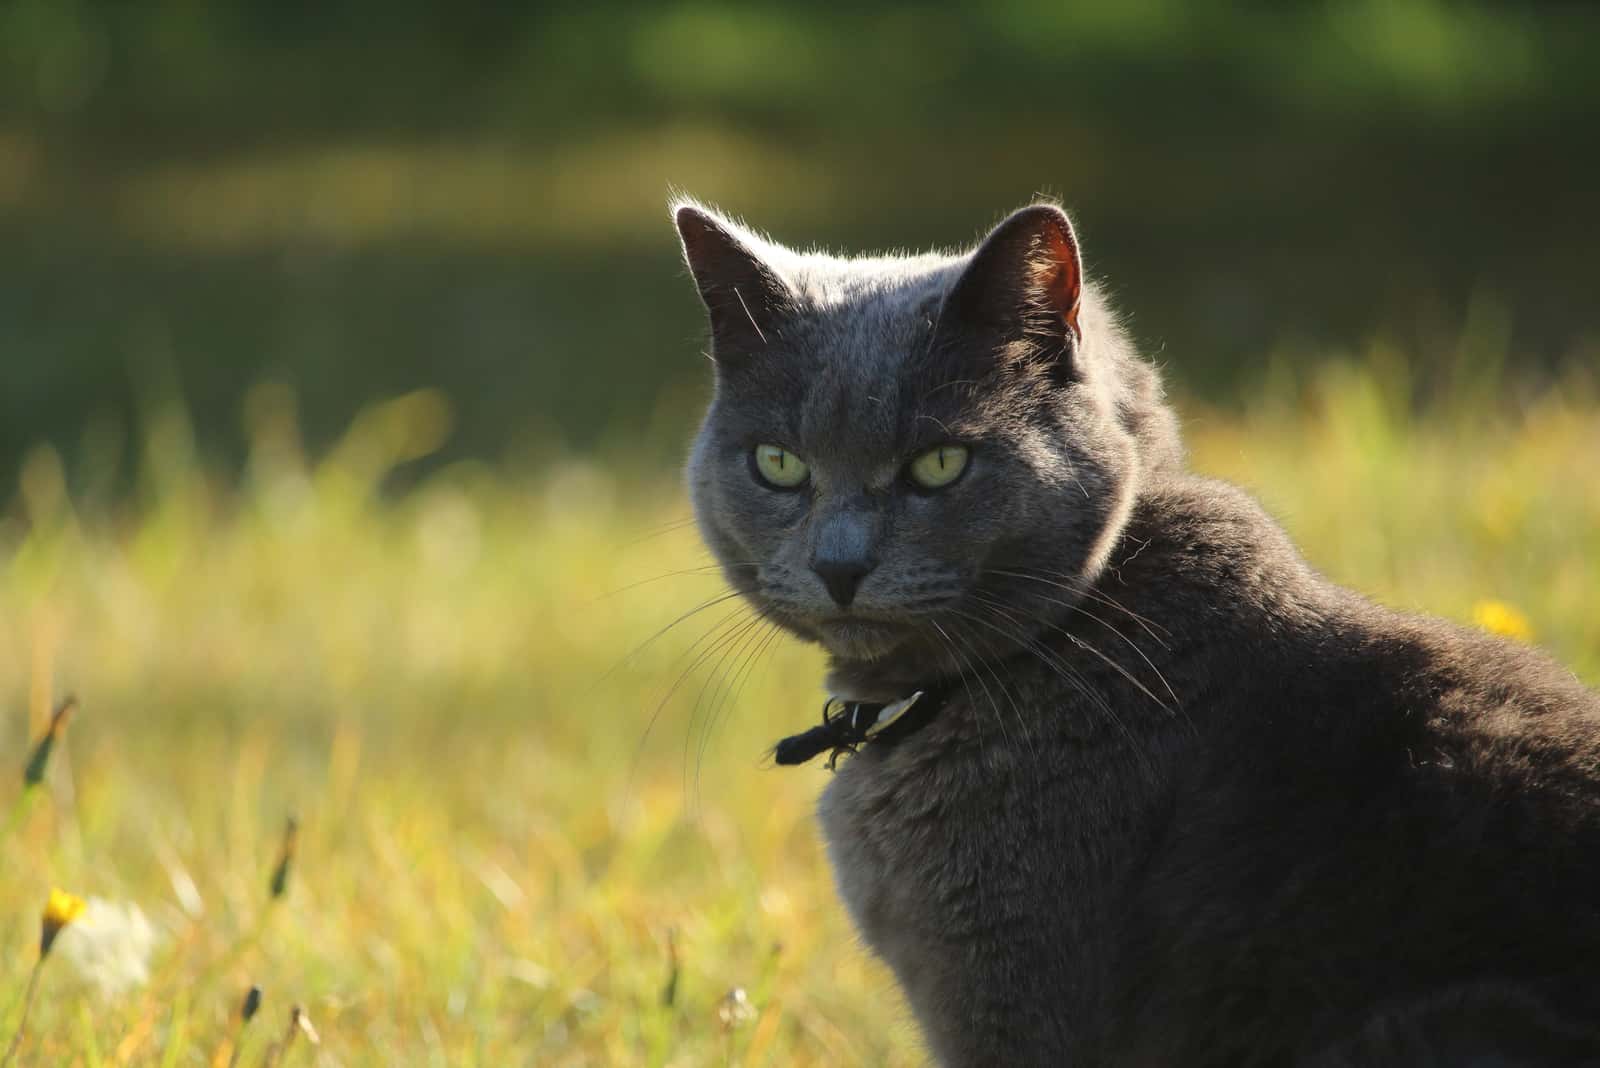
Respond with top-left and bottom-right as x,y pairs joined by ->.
908,445 -> 969,490
753,444 -> 809,489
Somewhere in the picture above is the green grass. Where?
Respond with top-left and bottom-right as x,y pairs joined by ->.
2,362 -> 1598,1065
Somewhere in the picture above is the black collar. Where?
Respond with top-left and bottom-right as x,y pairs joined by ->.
773,682 -> 956,769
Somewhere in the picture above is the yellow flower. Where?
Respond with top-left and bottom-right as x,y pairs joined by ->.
1472,600 -> 1534,643
40,888 -> 87,956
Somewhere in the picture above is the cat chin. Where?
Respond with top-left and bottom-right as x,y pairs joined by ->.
815,619 -> 910,662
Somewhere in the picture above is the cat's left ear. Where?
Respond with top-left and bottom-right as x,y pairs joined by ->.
942,204 -> 1083,370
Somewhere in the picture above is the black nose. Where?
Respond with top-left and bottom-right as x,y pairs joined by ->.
812,556 -> 873,607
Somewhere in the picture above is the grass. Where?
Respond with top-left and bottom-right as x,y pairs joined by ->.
2,360 -> 1598,1065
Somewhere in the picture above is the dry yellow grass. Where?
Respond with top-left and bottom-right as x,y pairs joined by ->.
3,362 -> 1597,1065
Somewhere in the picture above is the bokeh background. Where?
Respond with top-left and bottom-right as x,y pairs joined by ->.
3,3 -> 1598,1065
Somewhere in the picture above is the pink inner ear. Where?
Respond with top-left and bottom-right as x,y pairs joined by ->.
1033,226 -> 1083,342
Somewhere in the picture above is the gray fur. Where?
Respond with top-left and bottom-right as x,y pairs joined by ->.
673,200 -> 1600,1066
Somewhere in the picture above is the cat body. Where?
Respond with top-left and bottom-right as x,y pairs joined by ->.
672,200 -> 1600,1065
824,480 -> 1600,1065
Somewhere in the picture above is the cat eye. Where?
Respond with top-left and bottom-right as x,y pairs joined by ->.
753,444 -> 810,489
907,445 -> 970,490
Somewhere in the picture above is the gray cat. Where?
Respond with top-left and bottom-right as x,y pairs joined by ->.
672,199 -> 1600,1066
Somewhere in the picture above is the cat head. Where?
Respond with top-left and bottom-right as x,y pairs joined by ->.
673,200 -> 1179,689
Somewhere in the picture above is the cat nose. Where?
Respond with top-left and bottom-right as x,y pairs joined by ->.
812,554 -> 874,607
812,503 -> 877,607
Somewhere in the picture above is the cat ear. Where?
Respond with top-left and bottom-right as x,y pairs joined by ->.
673,202 -> 796,366
942,204 -> 1083,368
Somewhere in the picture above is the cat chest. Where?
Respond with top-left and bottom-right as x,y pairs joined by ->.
816,738 -> 1126,983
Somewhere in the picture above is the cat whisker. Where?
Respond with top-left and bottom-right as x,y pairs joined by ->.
970,590 -> 1176,716
952,603 -> 1151,775
682,609 -> 773,809
930,618 -> 1003,753
925,619 -> 985,748
590,562 -> 757,604
1025,561 -> 1173,636
715,617 -> 784,760
988,567 -> 1171,647
953,603 -> 1114,728
626,600 -> 759,799
941,610 -> 1039,766
620,515 -> 703,547
693,614 -> 782,807
977,579 -> 1180,711
599,588 -> 752,690
1080,587 -> 1170,644
1049,599 -> 1180,710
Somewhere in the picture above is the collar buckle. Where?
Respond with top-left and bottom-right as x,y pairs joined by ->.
772,689 -> 933,769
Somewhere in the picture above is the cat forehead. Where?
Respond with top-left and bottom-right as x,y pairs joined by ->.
782,257 -> 961,378
790,321 -> 990,469
789,300 -> 934,382
712,250 -> 1002,457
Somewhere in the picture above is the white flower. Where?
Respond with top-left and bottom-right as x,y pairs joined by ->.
54,897 -> 159,997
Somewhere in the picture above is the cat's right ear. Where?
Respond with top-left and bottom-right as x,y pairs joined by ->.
673,203 -> 796,367
941,204 -> 1084,375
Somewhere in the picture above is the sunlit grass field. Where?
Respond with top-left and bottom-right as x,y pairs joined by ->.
3,361 -> 1598,1066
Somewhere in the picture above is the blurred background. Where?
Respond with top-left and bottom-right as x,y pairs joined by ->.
4,0 -> 1599,475
2,3 -> 1597,1065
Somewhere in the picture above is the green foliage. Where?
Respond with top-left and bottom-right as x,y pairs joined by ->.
2,360 -> 1596,1063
